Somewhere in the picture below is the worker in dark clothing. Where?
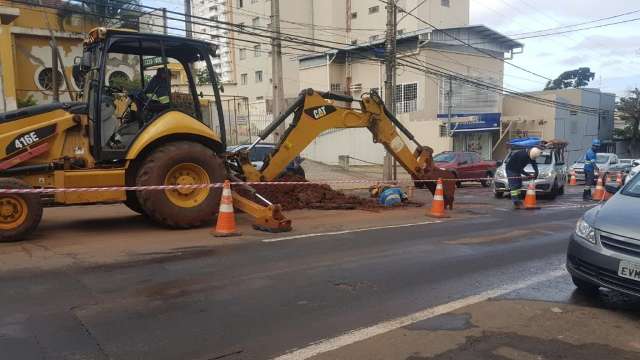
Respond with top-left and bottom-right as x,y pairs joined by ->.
131,67 -> 171,120
506,147 -> 542,209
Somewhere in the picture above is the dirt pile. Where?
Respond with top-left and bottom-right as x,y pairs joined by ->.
247,175 -> 378,210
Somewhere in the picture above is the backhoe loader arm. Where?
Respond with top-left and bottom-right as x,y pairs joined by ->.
241,89 -> 433,182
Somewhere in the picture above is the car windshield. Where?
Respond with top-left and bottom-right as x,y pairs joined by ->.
622,173 -> 640,197
596,154 -> 610,164
250,146 -> 273,162
434,153 -> 456,163
536,153 -> 552,165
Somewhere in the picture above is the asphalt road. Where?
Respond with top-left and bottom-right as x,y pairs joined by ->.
1,187 -> 639,359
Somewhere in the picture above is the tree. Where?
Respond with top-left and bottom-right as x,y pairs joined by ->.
544,67 -> 595,90
617,88 -> 640,156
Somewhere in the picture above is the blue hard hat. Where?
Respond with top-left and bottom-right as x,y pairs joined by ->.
592,139 -> 601,146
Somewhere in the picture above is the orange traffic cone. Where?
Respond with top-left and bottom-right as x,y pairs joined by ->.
569,172 -> 577,186
616,172 -> 623,186
591,176 -> 605,201
523,182 -> 540,210
426,178 -> 450,218
212,180 -> 239,237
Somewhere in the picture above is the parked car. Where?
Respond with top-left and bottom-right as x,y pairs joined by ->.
569,152 -> 619,181
566,173 -> 640,297
493,147 -> 568,199
227,143 -> 305,177
626,164 -> 640,184
433,151 -> 497,187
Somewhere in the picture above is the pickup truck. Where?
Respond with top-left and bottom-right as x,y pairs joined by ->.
433,151 -> 497,187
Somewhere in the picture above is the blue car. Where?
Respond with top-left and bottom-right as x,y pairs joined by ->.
227,143 -> 305,177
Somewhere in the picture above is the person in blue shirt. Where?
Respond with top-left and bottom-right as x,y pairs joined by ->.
583,139 -> 600,200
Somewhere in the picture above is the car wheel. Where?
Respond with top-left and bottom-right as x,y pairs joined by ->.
572,276 -> 600,295
494,191 -> 503,199
559,184 -> 565,195
548,181 -> 558,200
480,172 -> 493,187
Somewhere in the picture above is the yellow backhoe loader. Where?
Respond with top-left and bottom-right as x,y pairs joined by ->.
0,28 -> 441,242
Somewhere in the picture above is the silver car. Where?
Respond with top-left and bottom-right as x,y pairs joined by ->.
493,148 -> 568,199
569,153 -> 619,181
566,174 -> 640,296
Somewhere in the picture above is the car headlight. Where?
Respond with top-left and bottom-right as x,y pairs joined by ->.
538,169 -> 553,178
496,168 -> 505,178
575,218 -> 596,244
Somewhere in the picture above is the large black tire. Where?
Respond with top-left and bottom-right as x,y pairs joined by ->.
124,192 -> 144,215
548,181 -> 559,200
0,178 -> 43,242
480,171 -> 493,187
494,191 -> 504,199
136,141 -> 225,228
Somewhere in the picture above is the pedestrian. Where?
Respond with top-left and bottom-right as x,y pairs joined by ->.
506,147 -> 542,209
583,139 -> 600,200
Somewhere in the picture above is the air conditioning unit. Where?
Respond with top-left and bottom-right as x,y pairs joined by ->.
350,83 -> 363,92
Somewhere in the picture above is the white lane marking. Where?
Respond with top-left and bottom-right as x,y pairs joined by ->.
271,269 -> 565,360
262,221 -> 442,243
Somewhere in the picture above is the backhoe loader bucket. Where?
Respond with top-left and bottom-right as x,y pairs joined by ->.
231,191 -> 292,232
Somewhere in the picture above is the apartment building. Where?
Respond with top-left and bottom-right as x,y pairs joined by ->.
196,0 -> 469,101
298,25 -> 523,164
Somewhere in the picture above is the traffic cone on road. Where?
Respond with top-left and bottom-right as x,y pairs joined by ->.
523,182 -> 540,210
591,176 -> 605,201
569,172 -> 577,186
426,178 -> 450,218
212,180 -> 240,237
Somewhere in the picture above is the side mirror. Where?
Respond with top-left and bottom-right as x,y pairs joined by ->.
605,183 -> 620,194
496,160 -> 503,167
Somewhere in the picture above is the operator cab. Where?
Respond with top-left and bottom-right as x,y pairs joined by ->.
74,28 -> 225,162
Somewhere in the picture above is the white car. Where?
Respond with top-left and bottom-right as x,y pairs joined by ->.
627,164 -> 640,183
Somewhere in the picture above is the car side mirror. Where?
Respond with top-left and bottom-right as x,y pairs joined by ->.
496,160 -> 503,167
605,183 -> 620,194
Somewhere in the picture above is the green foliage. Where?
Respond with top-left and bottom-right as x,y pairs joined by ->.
544,67 -> 595,90
17,95 -> 38,109
196,68 -> 211,85
617,88 -> 640,156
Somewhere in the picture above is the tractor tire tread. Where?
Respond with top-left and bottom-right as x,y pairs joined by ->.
0,178 -> 43,242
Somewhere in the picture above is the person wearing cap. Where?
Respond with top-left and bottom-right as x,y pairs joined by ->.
583,139 -> 600,200
505,147 -> 542,209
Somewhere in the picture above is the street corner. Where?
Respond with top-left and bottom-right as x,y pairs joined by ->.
310,299 -> 640,360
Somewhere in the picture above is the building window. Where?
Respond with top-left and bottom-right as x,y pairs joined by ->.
441,0 -> 450,7
251,0 -> 258,3
238,0 -> 243,8
369,35 -> 379,42
330,83 -> 342,94
439,124 -> 448,137
256,96 -> 264,100
241,73 -> 248,85
368,5 -> 379,14
239,48 -> 246,59
37,68 -> 64,91
209,6 -> 217,11
570,120 -> 578,134
351,12 -> 357,19
351,39 -> 358,45
252,17 -> 259,26
210,15 -> 219,21
570,110 -> 578,116
395,83 -> 418,113
254,44 -> 261,57
255,70 -> 263,83
108,71 -> 130,86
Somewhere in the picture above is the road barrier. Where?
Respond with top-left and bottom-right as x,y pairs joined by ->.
0,175 -> 556,194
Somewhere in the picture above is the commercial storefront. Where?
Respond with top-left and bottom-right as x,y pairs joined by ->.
439,113 -> 501,160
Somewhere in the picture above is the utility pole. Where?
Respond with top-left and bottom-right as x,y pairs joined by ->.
51,43 -> 59,102
162,7 -> 168,35
184,0 -> 192,38
383,0 -> 397,181
271,0 -> 285,140
447,77 -> 452,123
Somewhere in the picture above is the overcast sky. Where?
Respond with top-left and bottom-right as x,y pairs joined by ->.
146,0 -> 639,97
470,0 -> 640,97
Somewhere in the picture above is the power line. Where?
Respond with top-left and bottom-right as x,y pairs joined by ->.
16,0 -> 604,115
509,16 -> 640,40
